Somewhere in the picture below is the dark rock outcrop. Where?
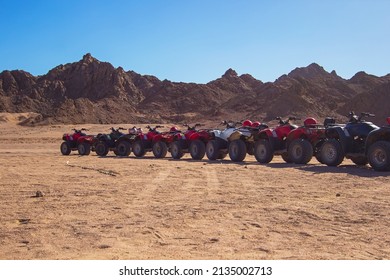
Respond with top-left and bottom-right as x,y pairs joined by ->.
1,53 -> 389,125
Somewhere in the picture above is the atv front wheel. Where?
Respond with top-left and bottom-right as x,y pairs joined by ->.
170,141 -> 184,159
189,140 -> 206,160
95,141 -> 109,156
152,141 -> 168,158
229,139 -> 247,162
288,139 -> 313,164
319,139 -> 344,166
254,139 -> 274,163
116,141 -> 131,156
60,141 -> 71,155
132,140 -> 146,157
78,142 -> 91,156
368,141 -> 390,171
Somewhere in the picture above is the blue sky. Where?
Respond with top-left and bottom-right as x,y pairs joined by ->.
1,0 -> 389,83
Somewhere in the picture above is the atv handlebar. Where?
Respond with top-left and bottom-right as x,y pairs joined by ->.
275,117 -> 300,125
146,125 -> 164,131
220,120 -> 242,128
110,127 -> 126,132
183,123 -> 204,130
348,111 -> 375,122
72,128 -> 88,133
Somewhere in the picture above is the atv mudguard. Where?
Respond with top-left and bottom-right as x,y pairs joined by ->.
325,126 -> 349,152
285,128 -> 305,147
365,127 -> 390,152
228,130 -> 242,142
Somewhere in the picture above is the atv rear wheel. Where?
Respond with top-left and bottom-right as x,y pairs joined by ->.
170,141 -> 184,159
288,139 -> 313,164
368,141 -> 390,171
152,141 -> 168,158
254,139 -> 274,163
116,141 -> 131,157
206,140 -> 220,160
60,141 -> 71,155
281,152 -> 292,163
229,139 -> 247,162
189,140 -> 206,160
95,141 -> 109,156
132,140 -> 146,157
319,139 -> 344,166
77,142 -> 91,156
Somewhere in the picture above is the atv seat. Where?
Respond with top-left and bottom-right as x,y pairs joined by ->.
324,117 -> 336,127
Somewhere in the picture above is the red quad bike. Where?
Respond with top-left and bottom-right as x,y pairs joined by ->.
131,125 -> 165,157
151,126 -> 181,158
170,124 -> 212,160
60,128 -> 94,156
285,117 -> 338,164
228,120 -> 269,162
253,117 -> 300,163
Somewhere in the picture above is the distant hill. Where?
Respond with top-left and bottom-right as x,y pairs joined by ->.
1,53 -> 389,126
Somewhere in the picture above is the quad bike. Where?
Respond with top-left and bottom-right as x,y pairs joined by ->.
132,125 -> 165,157
60,128 -> 94,156
319,112 -> 379,167
152,126 -> 181,158
366,117 -> 390,171
227,120 -> 269,162
253,117 -> 300,163
206,120 -> 242,160
169,124 -> 212,160
93,127 -> 127,156
285,117 -> 340,164
112,126 -> 144,157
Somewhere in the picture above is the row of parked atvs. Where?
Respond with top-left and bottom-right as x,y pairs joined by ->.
60,112 -> 390,171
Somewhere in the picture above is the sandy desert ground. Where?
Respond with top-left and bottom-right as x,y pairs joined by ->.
0,115 -> 389,260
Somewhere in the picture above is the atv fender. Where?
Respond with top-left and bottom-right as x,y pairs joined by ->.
325,127 -> 348,152
228,131 -> 242,142
286,129 -> 306,149
365,127 -> 390,153
256,129 -> 273,141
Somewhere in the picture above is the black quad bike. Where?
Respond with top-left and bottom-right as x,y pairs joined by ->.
93,127 -> 127,156
366,117 -> 390,171
319,112 -> 379,167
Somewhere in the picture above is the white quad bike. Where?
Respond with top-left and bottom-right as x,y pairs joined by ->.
205,121 -> 251,160
228,121 -> 269,162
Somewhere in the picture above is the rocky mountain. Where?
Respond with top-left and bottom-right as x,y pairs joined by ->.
1,53 -> 389,126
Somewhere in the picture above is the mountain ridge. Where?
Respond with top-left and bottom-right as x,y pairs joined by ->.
1,53 -> 389,125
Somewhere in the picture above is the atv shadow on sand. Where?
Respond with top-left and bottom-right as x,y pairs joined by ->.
264,161 -> 389,178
